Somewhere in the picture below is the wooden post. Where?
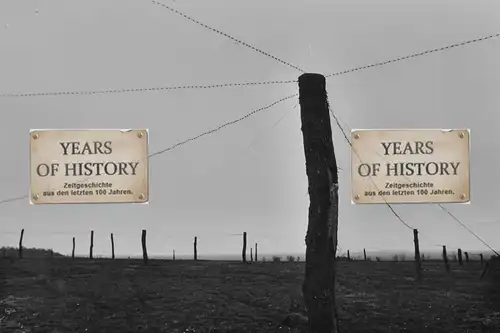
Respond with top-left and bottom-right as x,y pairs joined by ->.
89,230 -> 94,259
173,249 -> 175,260
18,229 -> 24,259
194,236 -> 198,260
111,233 -> 115,259
242,232 -> 247,263
480,253 -> 484,265
347,250 -> 350,261
72,237 -> 75,259
299,73 -> 339,333
250,247 -> 253,262
363,248 -> 367,261
458,248 -> 463,266
442,246 -> 450,272
464,252 -> 469,263
141,229 -> 148,265
413,229 -> 422,281
255,243 -> 258,262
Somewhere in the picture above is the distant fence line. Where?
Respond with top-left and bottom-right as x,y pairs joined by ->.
3,228 -> 494,278
6,228 -> 263,265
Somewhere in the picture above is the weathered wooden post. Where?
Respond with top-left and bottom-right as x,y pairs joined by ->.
480,253 -> 484,265
72,237 -> 75,259
464,252 -> 469,263
250,247 -> 253,262
141,229 -> 148,265
347,250 -> 350,261
255,243 -> 258,262
299,73 -> 339,332
194,236 -> 198,261
242,232 -> 247,263
173,249 -> 176,261
89,230 -> 94,259
458,248 -> 463,266
363,248 -> 367,261
19,229 -> 24,259
413,229 -> 422,281
111,233 -> 115,259
442,246 -> 450,272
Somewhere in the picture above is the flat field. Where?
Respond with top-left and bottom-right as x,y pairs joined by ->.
1,258 -> 499,332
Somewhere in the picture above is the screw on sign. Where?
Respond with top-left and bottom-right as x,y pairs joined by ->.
351,129 -> 470,204
29,129 -> 149,204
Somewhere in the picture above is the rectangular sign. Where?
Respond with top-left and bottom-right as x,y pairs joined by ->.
30,129 -> 149,204
351,129 -> 470,204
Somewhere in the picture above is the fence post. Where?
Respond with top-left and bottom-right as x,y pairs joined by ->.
413,229 -> 422,281
111,233 -> 115,259
141,229 -> 148,265
89,230 -> 94,259
480,253 -> 484,265
250,247 -> 253,262
72,237 -> 75,259
255,243 -> 258,262
242,232 -> 247,263
299,73 -> 339,333
442,246 -> 450,272
458,248 -> 463,266
194,236 -> 198,260
347,250 -> 350,261
464,252 -> 469,263
363,248 -> 367,261
173,249 -> 175,261
19,229 -> 24,259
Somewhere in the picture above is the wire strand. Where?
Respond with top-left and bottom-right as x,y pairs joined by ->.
0,93 -> 297,206
328,107 -> 413,230
149,93 -> 297,157
151,0 -> 305,73
437,204 -> 499,256
325,32 -> 500,78
0,80 -> 297,98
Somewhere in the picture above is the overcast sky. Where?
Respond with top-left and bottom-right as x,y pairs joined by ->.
0,0 -> 499,258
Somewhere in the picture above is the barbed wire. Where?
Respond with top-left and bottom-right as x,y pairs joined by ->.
328,106 -> 414,230
325,32 -> 500,78
437,204 -> 499,256
151,0 -> 305,73
0,80 -> 297,98
1,27 -> 498,250
149,93 -> 297,157
0,93 -> 298,206
2,32 -> 498,98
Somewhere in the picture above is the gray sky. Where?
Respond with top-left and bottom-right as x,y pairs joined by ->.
0,0 -> 499,258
